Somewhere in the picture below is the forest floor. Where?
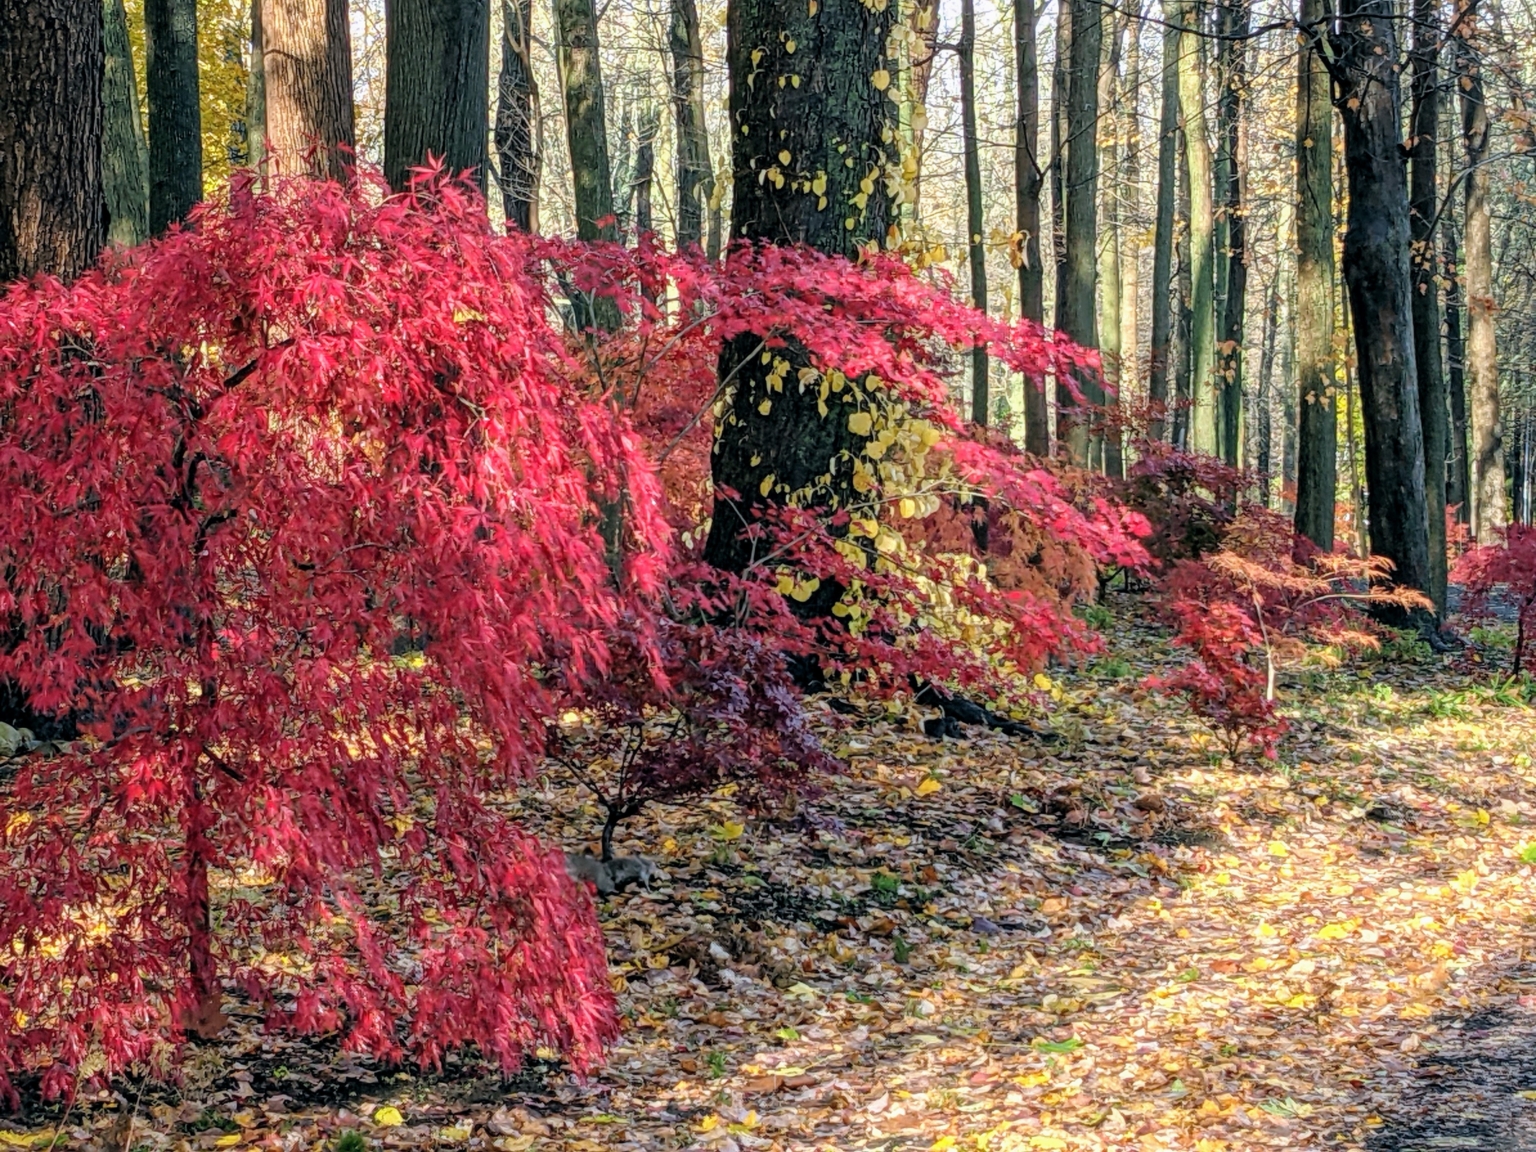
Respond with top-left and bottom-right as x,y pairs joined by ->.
11,594 -> 1536,1152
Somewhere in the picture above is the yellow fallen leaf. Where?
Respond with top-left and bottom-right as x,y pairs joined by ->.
697,1114 -> 720,1132
1268,840 -> 1290,857
916,777 -> 942,796
1516,1090 -> 1536,1100
373,1106 -> 405,1127
1256,922 -> 1278,938
214,1136 -> 242,1149
931,1138 -> 957,1151
436,1127 -> 473,1142
714,820 -> 745,841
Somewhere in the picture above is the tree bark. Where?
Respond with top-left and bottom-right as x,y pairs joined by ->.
1097,15 -> 1124,476
384,0 -> 490,194
256,0 -> 354,180
1173,115 -> 1193,448
1408,0 -> 1447,611
669,0 -> 714,250
1148,4 -> 1180,442
1215,0 -> 1247,466
1444,217 -> 1471,522
1015,0 -> 1049,453
247,0 -> 266,171
1174,0 -> 1215,455
634,102 -> 658,237
960,0 -> 988,424
1059,0 -> 1101,465
1293,0 -> 1336,552
702,0 -> 896,585
0,0 -> 103,282
1257,272 -> 1280,503
1118,13 -> 1141,414
1051,0 -> 1070,330
1335,0 -> 1433,603
146,0 -> 202,233
495,0 -> 539,231
905,0 -> 939,216
552,0 -> 615,242
1457,0 -> 1506,543
104,0 -> 149,246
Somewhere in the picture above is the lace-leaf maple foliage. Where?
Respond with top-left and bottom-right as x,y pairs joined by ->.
0,172 -> 1152,1100
0,175 -> 663,1101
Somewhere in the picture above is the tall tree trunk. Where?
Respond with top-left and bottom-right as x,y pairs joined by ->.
146,0 -> 202,233
1051,0 -> 1071,329
0,0 -> 104,281
552,0 -> 615,242
495,0 -> 540,231
1293,0 -> 1336,552
248,0 -> 266,171
702,0 -> 897,587
384,0 -> 490,194
1257,271 -> 1280,503
1215,0 -> 1248,466
1175,0 -> 1215,455
634,101 -> 658,236
1015,0 -> 1049,453
1097,16 -> 1124,476
1118,12 -> 1142,412
1059,0 -> 1102,465
1458,0 -> 1506,543
1148,5 -> 1179,442
1173,116 -> 1193,448
1445,217 -> 1471,522
104,0 -> 149,246
960,0 -> 988,424
669,0 -> 713,250
1336,0 -> 1433,604
1408,0 -> 1447,611
256,0 -> 354,180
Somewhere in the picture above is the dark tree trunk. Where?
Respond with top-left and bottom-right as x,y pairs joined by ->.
1051,0 -> 1070,330
1257,272 -> 1280,503
669,0 -> 714,251
146,0 -> 202,233
247,0 -> 265,170
256,0 -> 355,180
495,0 -> 539,231
1335,0 -> 1433,604
0,0 -> 104,282
1059,0 -> 1101,465
702,0 -> 896,586
1293,0 -> 1336,552
960,0 -> 988,424
1015,0 -> 1049,453
1215,0 -> 1248,466
1172,100 -> 1193,449
1097,14 -> 1125,478
1408,0 -> 1447,612
1148,6 -> 1179,442
634,102 -> 658,236
384,0 -> 490,194
1445,218 -> 1471,522
104,0 -> 149,246
552,0 -> 614,241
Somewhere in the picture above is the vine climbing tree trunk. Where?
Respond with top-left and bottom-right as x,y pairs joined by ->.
703,0 -> 897,595
495,0 -> 539,231
0,0 -> 104,281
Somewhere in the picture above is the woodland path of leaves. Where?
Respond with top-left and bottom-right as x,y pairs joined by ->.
12,595 -> 1536,1152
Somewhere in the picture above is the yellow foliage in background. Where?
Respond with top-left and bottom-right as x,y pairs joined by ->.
122,0 -> 252,197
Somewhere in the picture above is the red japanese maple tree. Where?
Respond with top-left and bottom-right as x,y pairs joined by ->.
0,169 -> 1152,1100
1452,525 -> 1536,676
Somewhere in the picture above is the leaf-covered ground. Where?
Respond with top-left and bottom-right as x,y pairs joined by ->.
12,595 -> 1536,1152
